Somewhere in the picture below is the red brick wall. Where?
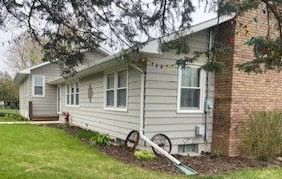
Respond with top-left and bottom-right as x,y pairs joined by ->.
212,21 -> 235,155
212,8 -> 282,156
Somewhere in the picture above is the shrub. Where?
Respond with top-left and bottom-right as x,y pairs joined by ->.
241,111 -> 282,161
1,113 -> 27,121
77,129 -> 97,141
134,150 -> 156,161
210,150 -> 224,159
0,112 -> 6,117
90,133 -> 111,145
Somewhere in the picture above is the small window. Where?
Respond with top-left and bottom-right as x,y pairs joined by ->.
105,70 -> 127,110
106,74 -> 115,107
117,71 -> 127,107
71,84 -> 74,105
67,85 -> 70,105
115,138 -> 125,145
178,144 -> 198,153
66,82 -> 79,107
32,75 -> 45,97
178,67 -> 204,113
75,83 -> 79,105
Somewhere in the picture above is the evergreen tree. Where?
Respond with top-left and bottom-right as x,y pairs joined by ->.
0,0 -> 280,74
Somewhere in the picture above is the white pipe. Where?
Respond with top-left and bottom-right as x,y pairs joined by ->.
130,63 -> 181,165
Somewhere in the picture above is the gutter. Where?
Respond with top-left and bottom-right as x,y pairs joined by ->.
130,63 -> 197,175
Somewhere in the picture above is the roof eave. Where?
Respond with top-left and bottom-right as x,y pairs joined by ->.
13,72 -> 29,85
48,51 -> 125,85
141,14 -> 235,54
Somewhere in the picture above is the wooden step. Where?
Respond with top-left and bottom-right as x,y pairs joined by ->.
31,116 -> 59,121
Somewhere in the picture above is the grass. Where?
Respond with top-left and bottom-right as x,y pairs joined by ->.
0,124 -> 281,179
209,168 -> 282,179
0,108 -> 18,114
0,124 -> 180,179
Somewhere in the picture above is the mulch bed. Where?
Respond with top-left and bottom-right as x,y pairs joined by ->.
50,124 -> 282,176
97,145 -> 281,176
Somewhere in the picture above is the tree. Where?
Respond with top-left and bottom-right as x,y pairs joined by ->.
4,32 -> 43,72
0,72 -> 19,103
0,0 -> 280,74
219,0 -> 281,73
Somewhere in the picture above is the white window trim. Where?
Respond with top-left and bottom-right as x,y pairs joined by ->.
65,82 -> 80,107
177,65 -> 206,113
104,68 -> 128,112
32,75 -> 45,97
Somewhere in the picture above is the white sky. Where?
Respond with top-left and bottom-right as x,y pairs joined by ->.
0,2 -> 216,73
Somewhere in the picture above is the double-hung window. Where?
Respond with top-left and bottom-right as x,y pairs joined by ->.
105,70 -> 127,111
66,82 -> 79,106
106,73 -> 115,107
32,75 -> 45,97
177,67 -> 205,113
117,71 -> 127,107
75,83 -> 79,105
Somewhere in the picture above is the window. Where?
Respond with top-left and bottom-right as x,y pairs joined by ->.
117,71 -> 127,107
106,74 -> 115,107
66,82 -> 79,106
105,70 -> 127,110
177,67 -> 205,113
71,84 -> 74,105
178,144 -> 198,153
115,138 -> 125,145
75,83 -> 79,105
32,75 -> 45,97
67,85 -> 70,105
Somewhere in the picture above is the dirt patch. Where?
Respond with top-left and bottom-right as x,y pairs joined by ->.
50,125 -> 282,176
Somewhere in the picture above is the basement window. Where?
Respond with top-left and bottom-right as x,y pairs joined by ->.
178,144 -> 199,153
115,138 -> 125,145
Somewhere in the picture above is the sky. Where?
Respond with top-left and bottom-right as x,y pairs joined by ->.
0,2 -> 216,74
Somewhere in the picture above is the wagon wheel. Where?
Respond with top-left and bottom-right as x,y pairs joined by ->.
151,134 -> 172,156
125,130 -> 140,151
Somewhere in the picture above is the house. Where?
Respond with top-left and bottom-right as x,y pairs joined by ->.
14,10 -> 282,158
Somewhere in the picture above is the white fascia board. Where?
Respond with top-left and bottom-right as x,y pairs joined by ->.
18,61 -> 51,74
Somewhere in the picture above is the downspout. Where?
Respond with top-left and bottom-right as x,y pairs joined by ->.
204,29 -> 214,141
130,63 -> 197,175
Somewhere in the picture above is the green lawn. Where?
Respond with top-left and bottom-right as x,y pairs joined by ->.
0,108 -> 18,114
0,124 -> 280,179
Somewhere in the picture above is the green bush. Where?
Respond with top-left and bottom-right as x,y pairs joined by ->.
134,150 -> 156,161
90,133 -> 111,145
241,111 -> 282,161
1,113 -> 27,121
77,129 -> 97,141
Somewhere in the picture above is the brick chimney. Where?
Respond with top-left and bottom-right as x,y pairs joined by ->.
212,8 -> 282,156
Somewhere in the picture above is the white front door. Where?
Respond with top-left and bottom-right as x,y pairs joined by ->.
57,86 -> 61,114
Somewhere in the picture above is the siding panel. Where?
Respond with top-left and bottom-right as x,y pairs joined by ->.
144,30 -> 214,155
61,66 -> 141,140
31,63 -> 60,116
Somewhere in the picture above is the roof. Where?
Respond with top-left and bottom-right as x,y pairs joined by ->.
48,51 -> 124,85
13,48 -> 110,85
19,15 -> 235,85
13,62 -> 51,84
141,14 -> 235,54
